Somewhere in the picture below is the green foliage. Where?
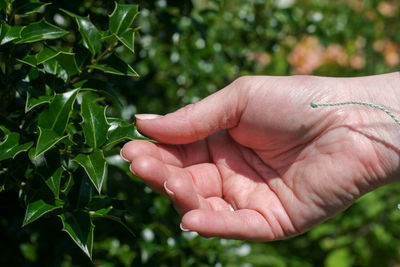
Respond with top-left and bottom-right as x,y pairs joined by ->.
0,0 -> 143,260
2,0 -> 400,266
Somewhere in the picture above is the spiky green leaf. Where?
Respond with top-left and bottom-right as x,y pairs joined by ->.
73,150 -> 107,194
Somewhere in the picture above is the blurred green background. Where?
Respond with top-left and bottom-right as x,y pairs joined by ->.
2,0 -> 400,266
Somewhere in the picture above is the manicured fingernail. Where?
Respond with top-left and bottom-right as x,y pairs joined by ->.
163,181 -> 174,196
135,114 -> 162,120
228,204 -> 235,212
180,223 -> 189,232
120,150 -> 129,162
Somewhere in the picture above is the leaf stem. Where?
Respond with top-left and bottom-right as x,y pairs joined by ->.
66,43 -> 115,88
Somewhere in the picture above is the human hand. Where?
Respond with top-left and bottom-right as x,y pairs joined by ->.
121,73 -> 400,241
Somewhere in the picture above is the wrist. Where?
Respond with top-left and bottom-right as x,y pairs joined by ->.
343,72 -> 400,186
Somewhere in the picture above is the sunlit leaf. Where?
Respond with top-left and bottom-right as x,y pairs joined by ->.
0,126 -> 33,161
36,46 -> 60,64
115,28 -> 135,53
0,22 -> 24,45
34,127 -> 68,158
54,50 -> 81,77
80,93 -> 110,148
58,211 -> 94,259
89,54 -> 138,77
38,89 -> 79,135
23,197 -> 62,227
106,118 -> 150,146
61,9 -> 102,56
16,54 -> 37,66
25,91 -> 52,113
15,19 -> 68,44
13,0 -> 50,15
109,3 -> 138,35
73,149 -> 107,194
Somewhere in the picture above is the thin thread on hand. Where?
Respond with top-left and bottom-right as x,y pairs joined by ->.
310,101 -> 400,127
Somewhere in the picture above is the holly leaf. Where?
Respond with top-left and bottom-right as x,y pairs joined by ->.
109,3 -> 138,35
13,0 -> 50,15
0,22 -> 24,45
38,89 -> 79,135
23,194 -> 63,227
34,127 -> 68,158
36,46 -> 60,64
58,211 -> 94,259
73,150 -> 107,194
80,93 -> 110,148
31,148 -> 64,198
90,206 -> 134,236
115,28 -> 135,53
54,50 -> 81,77
61,9 -> 102,56
106,118 -> 150,146
15,19 -> 68,44
42,59 -> 68,82
0,126 -> 33,161
89,54 -> 138,77
25,91 -> 52,113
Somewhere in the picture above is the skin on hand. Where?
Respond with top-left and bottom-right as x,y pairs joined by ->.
121,73 -> 400,241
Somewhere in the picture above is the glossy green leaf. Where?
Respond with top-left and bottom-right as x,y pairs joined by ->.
80,93 -> 110,148
55,51 -> 81,77
17,48 -> 79,78
115,28 -> 135,53
73,150 -> 107,194
31,149 -> 63,198
109,3 -> 138,35
106,118 -> 150,146
23,197 -> 62,227
0,126 -> 33,161
34,127 -> 68,158
61,172 -> 74,195
58,211 -> 94,259
38,89 -> 79,135
73,172 -> 94,208
0,22 -> 24,45
36,46 -> 60,64
42,58 -> 68,81
89,54 -> 138,77
61,9 -> 102,56
16,19 -> 68,44
90,207 -> 134,236
17,54 -> 37,66
13,0 -> 50,15
25,91 -> 52,113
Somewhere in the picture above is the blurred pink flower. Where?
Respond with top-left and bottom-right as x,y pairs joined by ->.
349,0 -> 364,12
350,53 -> 365,69
288,36 -> 324,74
324,44 -> 348,66
378,1 -> 397,17
249,51 -> 271,66
373,39 -> 400,67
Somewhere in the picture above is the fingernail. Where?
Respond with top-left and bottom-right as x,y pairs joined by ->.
120,149 -> 129,162
163,181 -> 174,196
135,114 -> 162,120
180,223 -> 189,232
228,204 -> 235,212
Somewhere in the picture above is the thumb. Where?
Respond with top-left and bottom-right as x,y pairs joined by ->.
135,81 -> 245,144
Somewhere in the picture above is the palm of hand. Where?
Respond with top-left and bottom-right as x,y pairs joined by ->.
123,76 -> 383,240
